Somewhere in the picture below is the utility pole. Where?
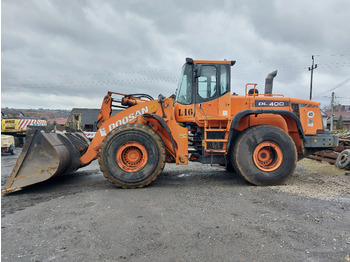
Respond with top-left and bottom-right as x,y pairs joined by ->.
330,92 -> 335,131
309,55 -> 317,100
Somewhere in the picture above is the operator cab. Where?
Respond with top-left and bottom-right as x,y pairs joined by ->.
176,58 -> 235,105
175,58 -> 236,164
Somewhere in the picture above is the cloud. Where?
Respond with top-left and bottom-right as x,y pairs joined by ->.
1,0 -> 349,109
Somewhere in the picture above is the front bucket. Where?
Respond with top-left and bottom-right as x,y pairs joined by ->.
2,127 -> 90,194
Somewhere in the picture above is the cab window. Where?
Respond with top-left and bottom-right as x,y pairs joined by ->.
220,64 -> 229,94
176,64 -> 193,105
197,66 -> 217,99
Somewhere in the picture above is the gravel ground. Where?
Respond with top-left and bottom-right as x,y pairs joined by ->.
1,148 -> 350,262
271,158 -> 350,201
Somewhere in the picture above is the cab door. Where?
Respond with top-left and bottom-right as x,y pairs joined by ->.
175,63 -> 196,123
195,65 -> 219,116
194,64 -> 231,120
175,62 -> 231,124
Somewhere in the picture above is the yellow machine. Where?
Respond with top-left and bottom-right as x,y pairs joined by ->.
66,113 -> 83,131
2,58 -> 338,194
1,118 -> 47,134
1,117 -> 47,147
1,135 -> 15,155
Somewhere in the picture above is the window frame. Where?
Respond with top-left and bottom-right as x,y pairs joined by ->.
197,65 -> 218,101
176,64 -> 194,105
195,64 -> 230,104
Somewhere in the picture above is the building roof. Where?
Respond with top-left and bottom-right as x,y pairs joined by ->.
68,108 -> 100,127
1,108 -> 25,117
46,118 -> 67,125
68,108 -> 121,131
324,111 -> 350,121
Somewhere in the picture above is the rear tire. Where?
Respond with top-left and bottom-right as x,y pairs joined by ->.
98,123 -> 166,188
225,152 -> 236,172
231,125 -> 297,186
336,149 -> 350,169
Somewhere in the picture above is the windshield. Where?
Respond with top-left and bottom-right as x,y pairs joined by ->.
176,64 -> 193,104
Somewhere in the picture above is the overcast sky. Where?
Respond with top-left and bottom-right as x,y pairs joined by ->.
1,0 -> 350,110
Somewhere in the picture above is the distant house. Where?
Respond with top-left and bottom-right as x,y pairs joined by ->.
67,108 -> 121,132
321,111 -> 328,129
1,108 -> 25,118
324,105 -> 350,129
46,118 -> 67,126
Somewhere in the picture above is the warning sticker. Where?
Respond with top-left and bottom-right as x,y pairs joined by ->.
308,119 -> 314,127
150,104 -> 158,110
100,128 -> 107,137
307,111 -> 315,118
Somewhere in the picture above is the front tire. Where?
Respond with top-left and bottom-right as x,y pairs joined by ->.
98,123 -> 166,188
231,125 -> 297,186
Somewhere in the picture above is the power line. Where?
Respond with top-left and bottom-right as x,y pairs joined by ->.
2,69 -> 179,80
238,53 -> 350,65
314,77 -> 350,98
314,53 -> 350,57
3,53 -> 349,80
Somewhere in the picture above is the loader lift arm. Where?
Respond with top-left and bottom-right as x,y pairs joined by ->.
81,92 -> 189,166
96,92 -> 154,128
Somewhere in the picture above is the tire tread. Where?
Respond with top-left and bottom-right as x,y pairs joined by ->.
98,123 -> 166,189
232,125 -> 297,186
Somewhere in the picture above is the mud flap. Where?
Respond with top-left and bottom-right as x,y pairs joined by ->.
2,128 -> 90,194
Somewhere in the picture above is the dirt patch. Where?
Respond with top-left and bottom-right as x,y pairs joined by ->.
271,158 -> 350,201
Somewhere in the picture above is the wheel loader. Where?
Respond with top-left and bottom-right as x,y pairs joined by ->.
2,58 -> 339,194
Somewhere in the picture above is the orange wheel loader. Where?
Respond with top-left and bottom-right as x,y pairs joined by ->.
2,58 -> 338,194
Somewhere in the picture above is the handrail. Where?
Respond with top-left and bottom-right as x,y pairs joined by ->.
244,84 -> 284,97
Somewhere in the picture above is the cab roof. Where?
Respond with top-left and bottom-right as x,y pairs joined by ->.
186,57 -> 235,66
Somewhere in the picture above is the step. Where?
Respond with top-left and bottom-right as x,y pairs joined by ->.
205,149 -> 226,153
205,139 -> 227,142
205,128 -> 228,132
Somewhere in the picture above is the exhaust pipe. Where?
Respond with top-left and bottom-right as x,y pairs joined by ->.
265,70 -> 278,95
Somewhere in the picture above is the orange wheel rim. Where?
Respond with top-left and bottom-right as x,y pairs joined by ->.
116,142 -> 148,172
253,142 -> 283,171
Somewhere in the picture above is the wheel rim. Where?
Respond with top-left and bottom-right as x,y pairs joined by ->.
340,154 -> 349,165
116,142 -> 148,172
253,142 -> 283,172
